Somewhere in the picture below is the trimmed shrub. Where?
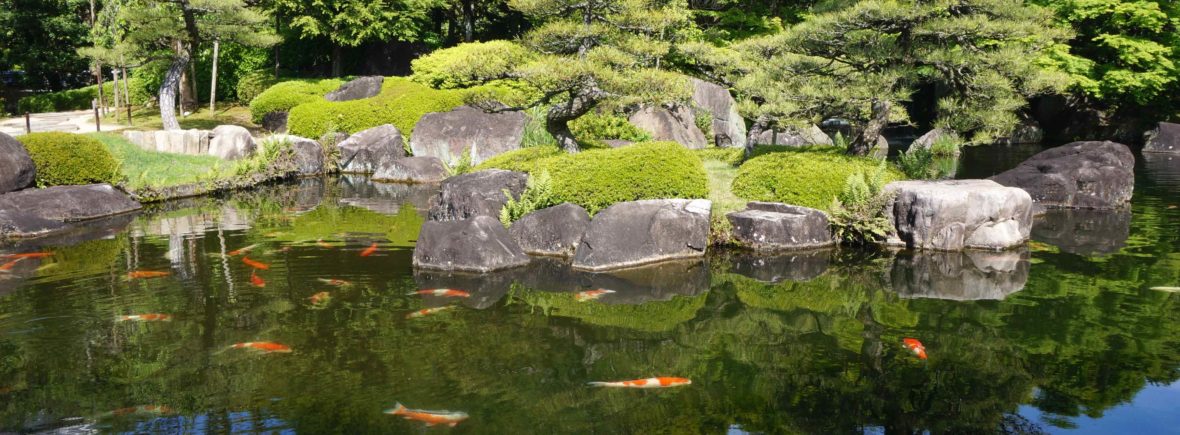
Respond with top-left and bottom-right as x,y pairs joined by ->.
694,147 -> 744,166
248,78 -> 344,123
286,77 -> 473,140
474,146 -> 563,172
569,113 -> 652,143
236,70 -> 278,105
17,79 -> 149,113
410,41 -> 536,89
17,133 -> 121,186
731,149 -> 905,211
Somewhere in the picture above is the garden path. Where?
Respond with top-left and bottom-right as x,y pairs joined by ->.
0,110 -> 128,136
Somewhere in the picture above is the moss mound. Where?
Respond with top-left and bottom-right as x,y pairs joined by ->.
731,149 -> 904,210
248,78 -> 344,123
18,132 -> 121,186
286,77 -> 471,140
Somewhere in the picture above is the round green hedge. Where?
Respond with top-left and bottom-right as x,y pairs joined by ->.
18,133 -> 121,186
248,78 -> 344,123
731,150 -> 905,210
286,78 -> 466,140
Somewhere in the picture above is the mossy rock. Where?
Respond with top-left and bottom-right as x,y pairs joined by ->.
731,149 -> 905,211
17,132 -> 121,186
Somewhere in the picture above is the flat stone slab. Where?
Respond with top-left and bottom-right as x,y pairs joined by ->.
572,199 -> 711,271
0,184 -> 141,239
727,202 -> 833,250
508,202 -> 591,257
990,141 -> 1134,209
884,179 -> 1032,251
412,215 -> 530,273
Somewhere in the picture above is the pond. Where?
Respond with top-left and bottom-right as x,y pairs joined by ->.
1,146 -> 1179,434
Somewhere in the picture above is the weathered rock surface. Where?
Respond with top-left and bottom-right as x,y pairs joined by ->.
990,141 -> 1135,209
1143,122 -> 1180,154
278,135 -> 325,176
749,125 -> 833,147
319,131 -> 349,148
727,202 -> 833,250
427,169 -> 528,222
412,215 -> 530,273
0,132 -> 35,194
691,78 -> 746,149
208,125 -> 256,160
123,129 -> 212,155
572,199 -> 711,271
884,180 -> 1033,251
371,156 -> 448,184
727,249 -> 831,283
909,128 -> 959,154
1032,207 -> 1131,255
508,203 -> 591,257
0,184 -> 141,238
888,249 -> 1029,300
409,106 -> 527,165
337,124 -> 405,173
629,105 -> 709,149
261,111 -> 288,132
325,76 -> 383,102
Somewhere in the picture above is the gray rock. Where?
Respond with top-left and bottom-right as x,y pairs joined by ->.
572,199 -> 711,271
884,179 -> 1033,251
123,129 -> 212,155
0,184 -> 141,239
990,141 -> 1135,209
208,125 -> 256,160
629,105 -> 709,149
0,132 -> 35,194
261,111 -> 288,132
727,249 -> 831,283
750,125 -> 833,147
691,79 -> 747,149
910,128 -> 959,154
336,124 -> 406,173
427,169 -> 528,222
1143,122 -> 1180,154
325,76 -> 384,102
1032,207 -> 1131,255
996,115 -> 1044,145
281,135 -> 325,176
412,215 -> 530,273
888,249 -> 1029,300
319,131 -> 349,148
409,106 -> 527,166
508,203 -> 591,257
371,156 -> 448,184
727,202 -> 833,251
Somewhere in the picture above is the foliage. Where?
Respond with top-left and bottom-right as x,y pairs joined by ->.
248,78 -> 344,123
731,149 -> 903,211
0,0 -> 92,91
17,132 -> 121,186
89,133 -> 223,190
694,147 -> 744,166
567,113 -> 652,143
17,79 -> 149,113
510,286 -> 708,332
829,162 -> 895,245
520,107 -> 558,148
191,43 -> 273,103
500,170 -> 557,226
474,145 -> 563,172
410,41 -> 537,89
286,77 -> 474,139
897,147 -> 939,180
236,70 -> 279,104
929,133 -> 962,157
445,147 -> 475,176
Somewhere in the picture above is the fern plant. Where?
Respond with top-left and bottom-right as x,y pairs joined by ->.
500,170 -> 557,227
829,162 -> 896,246
445,147 -> 474,176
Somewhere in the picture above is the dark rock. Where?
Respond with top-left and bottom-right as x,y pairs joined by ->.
1032,207 -> 1131,255
996,115 -> 1043,145
629,105 -> 709,149
508,203 -> 591,257
0,132 -> 35,194
990,141 -> 1135,209
691,78 -> 746,148
884,180 -> 1033,251
325,76 -> 383,102
409,106 -> 527,165
572,199 -> 711,271
726,202 -> 833,250
1143,122 -> 1180,154
727,249 -> 832,283
427,169 -> 528,222
412,215 -> 530,273
909,128 -> 959,154
261,111 -> 288,132
283,135 -> 325,176
888,249 -> 1029,300
372,156 -> 448,184
749,125 -> 833,147
0,184 -> 141,239
337,124 -> 406,173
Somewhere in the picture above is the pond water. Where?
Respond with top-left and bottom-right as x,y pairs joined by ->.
1,146 -> 1179,434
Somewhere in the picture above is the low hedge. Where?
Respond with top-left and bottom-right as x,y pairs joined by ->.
731,149 -> 905,211
236,70 -> 279,105
17,79 -> 149,113
17,133 -> 121,186
286,77 -> 468,140
476,141 -> 708,214
248,78 -> 344,123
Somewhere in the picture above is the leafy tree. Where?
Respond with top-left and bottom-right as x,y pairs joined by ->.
0,0 -> 93,91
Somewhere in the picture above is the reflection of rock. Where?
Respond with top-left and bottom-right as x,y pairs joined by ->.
413,268 -> 517,309
884,180 -> 1032,251
727,249 -> 831,283
337,175 -> 437,215
572,199 -> 711,271
289,177 -> 326,213
991,141 -> 1135,210
138,204 -> 252,237
413,215 -> 530,273
888,249 -> 1029,300
1032,208 -> 1131,255
515,257 -> 710,304
1142,153 -> 1180,188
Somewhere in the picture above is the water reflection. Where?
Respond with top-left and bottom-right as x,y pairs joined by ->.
725,249 -> 832,283
1032,208 -> 1132,255
887,249 -> 1030,300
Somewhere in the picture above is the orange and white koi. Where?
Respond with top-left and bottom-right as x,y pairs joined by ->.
229,341 -> 292,353
227,243 -> 259,256
575,289 -> 615,302
360,242 -> 378,257
903,338 -> 928,360
117,314 -> 172,322
127,270 -> 171,279
587,377 -> 692,388
316,239 -> 335,249
108,405 -> 174,417
250,271 -> 266,288
241,256 -> 270,270
317,278 -> 352,287
406,306 -> 454,319
385,403 -> 469,427
3,252 -> 52,259
309,291 -> 331,304
1151,286 -> 1180,293
410,289 -> 471,298
0,258 -> 23,271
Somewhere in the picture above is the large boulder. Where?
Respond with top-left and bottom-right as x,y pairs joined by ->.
691,79 -> 746,149
1143,122 -> 1180,154
883,179 -> 1033,251
749,125 -> 833,147
726,202 -> 833,251
909,128 -> 959,154
261,111 -> 288,132
0,184 -> 141,239
371,156 -> 449,184
572,199 -> 711,271
336,124 -> 406,173
325,76 -> 383,102
508,202 -> 591,257
208,125 -> 256,160
0,132 -> 35,194
412,215 -> 530,273
629,105 -> 709,149
278,135 -> 325,176
409,106 -> 528,166
427,169 -> 528,222
990,141 -> 1135,209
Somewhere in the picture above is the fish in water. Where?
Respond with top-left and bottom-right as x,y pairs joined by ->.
316,239 -> 335,249
575,289 -> 615,302
360,242 -> 378,257
587,377 -> 692,388
250,271 -> 266,288
385,403 -> 469,427
1151,286 -> 1180,293
4,252 -> 52,259
407,306 -> 455,319
0,258 -> 23,271
227,243 -> 259,256
410,289 -> 471,298
242,256 -> 270,270
317,278 -> 352,287
229,341 -> 292,353
1169,205 -> 1178,209
108,405 -> 174,417
903,338 -> 928,360
127,270 -> 171,279
117,314 -> 172,322
309,291 -> 331,305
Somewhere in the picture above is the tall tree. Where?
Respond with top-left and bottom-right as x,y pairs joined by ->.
0,0 -> 93,91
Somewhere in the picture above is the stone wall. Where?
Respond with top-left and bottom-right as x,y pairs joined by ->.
123,129 -> 212,156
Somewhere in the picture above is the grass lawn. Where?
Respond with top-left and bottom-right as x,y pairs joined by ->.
117,105 -> 256,132
87,132 -> 225,190
703,158 -> 746,218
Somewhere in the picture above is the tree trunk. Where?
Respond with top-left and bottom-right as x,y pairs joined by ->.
209,39 -> 220,112
273,15 -> 281,79
181,58 -> 198,114
544,88 -> 605,154
332,45 -> 343,77
120,65 -> 130,109
745,117 -> 771,158
159,51 -> 191,131
462,0 -> 475,42
547,116 -> 580,153
849,99 -> 891,156
95,61 -> 105,114
110,70 -> 120,111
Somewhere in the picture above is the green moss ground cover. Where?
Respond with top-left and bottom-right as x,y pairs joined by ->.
88,132 -> 224,190
731,148 -> 905,211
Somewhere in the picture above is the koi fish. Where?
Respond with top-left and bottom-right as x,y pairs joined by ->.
385,403 -> 469,427
587,377 -> 692,388
309,291 -> 331,305
264,232 -> 289,238
410,289 -> 471,298
903,338 -> 928,360
575,289 -> 615,302
250,271 -> 266,288
229,341 -> 292,353
109,405 -> 174,417
317,278 -> 352,287
241,256 -> 270,270
227,243 -> 259,256
1151,286 -> 1180,293
316,239 -> 334,249
407,306 -> 454,319
127,270 -> 171,279
117,314 -> 172,322
0,258 -> 22,271
1169,205 -> 1178,209
360,242 -> 378,257
4,252 -> 52,259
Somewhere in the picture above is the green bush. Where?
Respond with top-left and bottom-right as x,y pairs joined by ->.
477,141 -> 708,214
286,77 -> 473,141
731,149 -> 905,211
17,133 -> 121,186
248,78 -> 344,123
17,79 -> 149,113
236,70 -> 278,105
410,41 -> 536,89
569,113 -> 652,143
830,162 -> 896,245
694,147 -> 744,166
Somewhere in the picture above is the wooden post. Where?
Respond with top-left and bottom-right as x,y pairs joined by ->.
209,39 -> 220,112
127,104 -> 133,126
94,106 -> 101,132
24,113 -> 30,134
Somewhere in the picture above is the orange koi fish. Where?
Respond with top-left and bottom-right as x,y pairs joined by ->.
127,270 -> 171,279
406,306 -> 454,319
227,243 -> 259,256
316,239 -> 334,249
903,338 -> 928,360
109,405 -> 174,417
117,314 -> 172,322
360,242 -> 378,257
230,341 -> 292,353
0,258 -> 22,271
250,271 -> 266,288
385,403 -> 469,427
4,252 -> 52,259
317,278 -> 352,287
241,256 -> 270,270
309,291 -> 331,304
588,377 -> 692,388
410,289 -> 471,298
575,289 -> 615,302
